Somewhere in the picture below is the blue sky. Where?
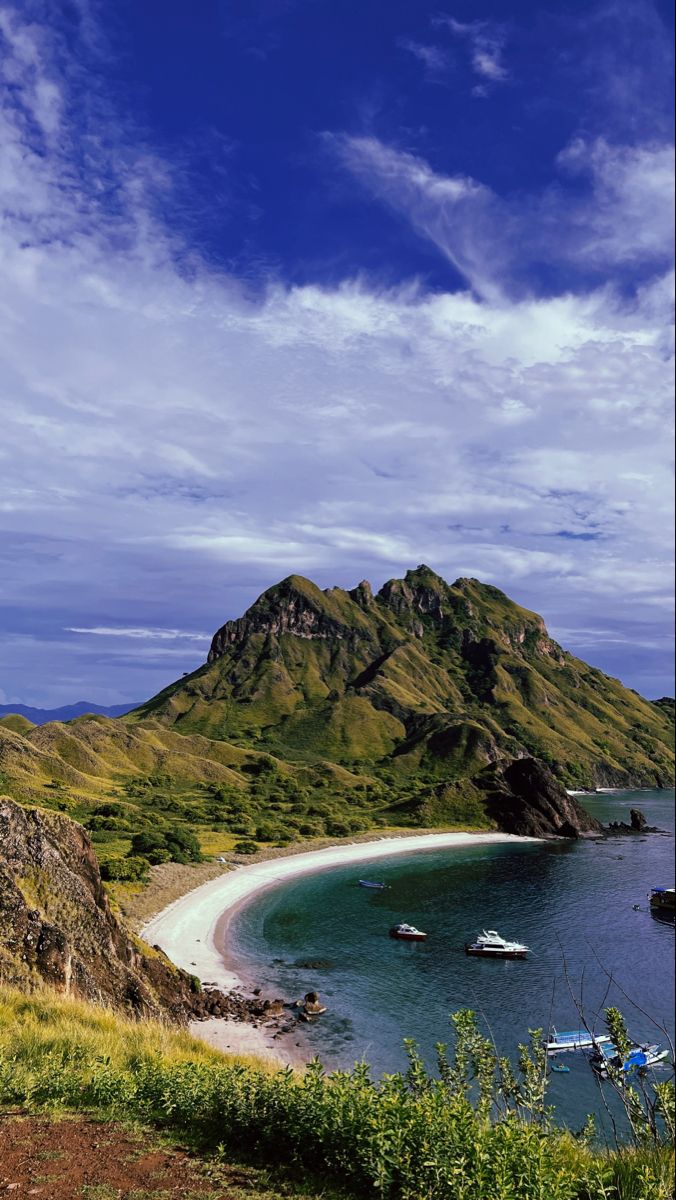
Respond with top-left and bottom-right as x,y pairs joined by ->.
0,0 -> 673,706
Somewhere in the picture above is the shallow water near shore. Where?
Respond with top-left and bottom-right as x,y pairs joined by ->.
228,789 -> 674,1132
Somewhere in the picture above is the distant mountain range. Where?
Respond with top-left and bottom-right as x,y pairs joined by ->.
0,700 -> 140,725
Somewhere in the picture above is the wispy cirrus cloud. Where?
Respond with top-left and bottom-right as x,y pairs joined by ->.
66,627 -> 211,641
331,133 -> 674,299
0,0 -> 673,706
433,14 -> 508,94
397,37 -> 449,78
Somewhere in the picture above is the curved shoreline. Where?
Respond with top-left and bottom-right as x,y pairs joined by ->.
141,830 -> 540,1063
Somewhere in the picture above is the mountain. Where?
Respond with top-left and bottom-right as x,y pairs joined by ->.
0,700 -> 140,726
132,566 -> 674,791
1,568 -> 672,858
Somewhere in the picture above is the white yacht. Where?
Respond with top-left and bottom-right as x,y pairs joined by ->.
465,930 -> 530,959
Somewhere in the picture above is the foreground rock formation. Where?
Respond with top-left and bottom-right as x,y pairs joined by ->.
0,797 -> 270,1023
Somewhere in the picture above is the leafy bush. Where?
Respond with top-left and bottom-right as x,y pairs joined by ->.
129,832 -> 172,865
0,995 -> 672,1200
128,828 -> 202,865
232,840 -> 260,855
100,856 -> 150,883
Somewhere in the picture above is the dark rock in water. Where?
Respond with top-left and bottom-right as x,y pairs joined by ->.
293,958 -> 334,970
606,808 -> 661,835
479,757 -> 604,838
294,989 -> 327,1016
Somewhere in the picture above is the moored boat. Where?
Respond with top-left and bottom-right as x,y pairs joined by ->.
649,887 -> 675,921
389,922 -> 427,941
358,879 -> 388,889
588,1042 -> 669,1078
546,1028 -> 612,1055
465,930 -> 530,959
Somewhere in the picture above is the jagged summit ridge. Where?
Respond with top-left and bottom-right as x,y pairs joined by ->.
207,566 -> 552,663
135,566 -> 674,791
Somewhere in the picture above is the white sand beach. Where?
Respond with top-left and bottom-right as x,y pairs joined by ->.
142,830 -> 539,1066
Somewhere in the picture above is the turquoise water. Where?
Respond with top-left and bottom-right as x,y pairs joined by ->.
228,790 -> 674,1131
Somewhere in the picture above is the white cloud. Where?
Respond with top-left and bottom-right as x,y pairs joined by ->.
397,38 -> 448,77
0,1 -> 673,703
557,138 -> 675,267
434,15 -> 508,91
329,135 -> 500,299
331,134 -> 674,299
66,627 -> 211,641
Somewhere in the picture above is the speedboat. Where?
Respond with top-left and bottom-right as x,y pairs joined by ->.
589,1042 -> 669,1078
465,930 -> 530,959
358,879 -> 388,889
546,1028 -> 612,1055
389,922 -> 427,942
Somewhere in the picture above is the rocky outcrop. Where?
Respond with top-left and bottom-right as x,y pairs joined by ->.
479,758 -> 604,838
0,798 -> 272,1023
605,808 -> 661,835
208,575 -> 370,661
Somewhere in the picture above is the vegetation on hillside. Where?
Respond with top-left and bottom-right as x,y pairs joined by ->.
0,568 -> 672,881
131,568 -> 674,791
0,985 -> 673,1200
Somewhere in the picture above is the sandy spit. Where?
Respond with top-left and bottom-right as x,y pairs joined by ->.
142,830 -> 539,1067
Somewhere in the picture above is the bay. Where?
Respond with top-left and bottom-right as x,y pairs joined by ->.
228,789 -> 674,1132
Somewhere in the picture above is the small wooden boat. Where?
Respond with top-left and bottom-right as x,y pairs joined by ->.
465,930 -> 530,959
389,922 -> 427,942
358,879 -> 388,889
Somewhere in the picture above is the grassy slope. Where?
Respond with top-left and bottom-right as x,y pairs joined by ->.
0,987 -> 347,1200
0,569 -> 672,870
0,985 -> 672,1200
130,568 -> 674,787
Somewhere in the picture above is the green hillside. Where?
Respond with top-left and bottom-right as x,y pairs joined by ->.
1,568 -> 672,874
132,566 -> 674,790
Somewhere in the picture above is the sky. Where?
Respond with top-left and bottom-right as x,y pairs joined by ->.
0,0 -> 674,707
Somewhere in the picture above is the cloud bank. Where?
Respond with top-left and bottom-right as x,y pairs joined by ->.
0,1 -> 673,704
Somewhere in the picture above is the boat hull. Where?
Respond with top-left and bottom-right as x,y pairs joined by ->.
465,945 -> 529,959
390,930 -> 427,941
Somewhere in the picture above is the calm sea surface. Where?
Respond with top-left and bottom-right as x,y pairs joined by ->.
228,789 -> 674,1132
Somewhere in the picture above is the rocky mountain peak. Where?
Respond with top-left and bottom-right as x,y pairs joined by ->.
349,579 -> 374,609
207,573 -> 373,663
378,566 -> 447,625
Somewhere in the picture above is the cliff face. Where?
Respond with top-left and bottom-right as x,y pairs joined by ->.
0,798 -> 203,1019
134,566 -> 674,792
480,759 -> 603,838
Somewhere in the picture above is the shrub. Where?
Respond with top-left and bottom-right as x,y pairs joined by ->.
232,840 -> 259,855
129,831 -> 172,865
164,828 -> 202,864
0,995 -> 672,1200
128,828 -> 202,866
100,857 -> 150,883
326,819 -> 351,837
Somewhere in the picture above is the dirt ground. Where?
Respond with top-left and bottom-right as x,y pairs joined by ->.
0,1112 -> 295,1199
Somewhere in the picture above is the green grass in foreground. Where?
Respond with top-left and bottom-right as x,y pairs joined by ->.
0,986 -> 673,1200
